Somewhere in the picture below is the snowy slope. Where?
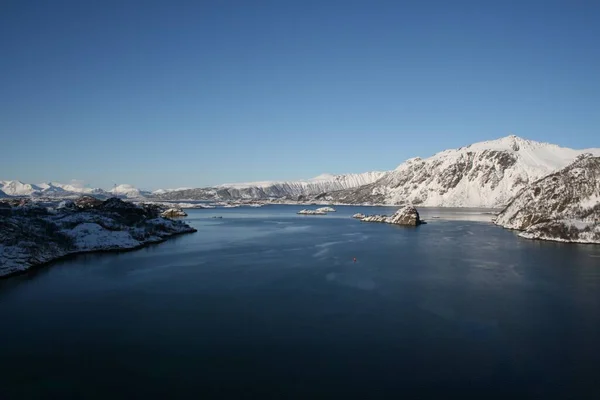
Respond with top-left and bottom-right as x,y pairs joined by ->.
108,184 -> 150,198
152,187 -> 193,195
0,181 -> 109,197
0,181 -> 42,196
158,171 -> 386,201
0,199 -> 196,277
495,155 -> 600,244
325,136 -> 600,207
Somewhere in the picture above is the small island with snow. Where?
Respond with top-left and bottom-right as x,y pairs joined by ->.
297,209 -> 327,215
0,197 -> 197,278
355,206 -> 423,226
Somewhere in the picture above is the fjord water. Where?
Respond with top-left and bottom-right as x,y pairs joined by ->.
1,206 -> 599,398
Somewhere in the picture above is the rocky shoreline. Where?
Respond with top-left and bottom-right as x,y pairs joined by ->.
355,206 -> 423,226
0,197 -> 197,278
494,155 -> 599,244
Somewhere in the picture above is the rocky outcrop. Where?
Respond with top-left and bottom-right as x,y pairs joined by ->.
161,208 -> 187,218
358,206 -> 422,226
74,195 -> 104,209
352,213 -> 366,219
495,155 -> 600,244
0,197 -> 197,278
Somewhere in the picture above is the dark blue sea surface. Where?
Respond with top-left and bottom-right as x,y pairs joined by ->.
1,205 -> 599,398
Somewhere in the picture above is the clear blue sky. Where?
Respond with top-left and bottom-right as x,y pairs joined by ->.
1,0 -> 599,190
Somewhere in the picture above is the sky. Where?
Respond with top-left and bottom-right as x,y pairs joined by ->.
1,0 -> 599,190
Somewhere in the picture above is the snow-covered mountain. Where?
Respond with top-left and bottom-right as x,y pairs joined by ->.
156,171 -> 386,201
152,187 -> 193,195
495,154 -> 600,243
0,180 -> 43,196
109,184 -> 151,199
0,189 -> 8,198
322,136 -> 600,207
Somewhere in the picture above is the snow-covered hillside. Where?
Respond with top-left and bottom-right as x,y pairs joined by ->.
158,171 -> 386,201
152,187 -> 192,195
0,181 -> 42,196
323,136 -> 600,207
0,198 -> 196,277
495,155 -> 600,244
0,180 -> 108,198
109,184 -> 150,198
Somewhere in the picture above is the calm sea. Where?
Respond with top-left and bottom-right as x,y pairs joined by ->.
1,205 -> 599,398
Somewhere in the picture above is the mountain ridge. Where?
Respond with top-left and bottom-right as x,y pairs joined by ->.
3,135 -> 599,207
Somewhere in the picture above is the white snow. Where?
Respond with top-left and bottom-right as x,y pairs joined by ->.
297,209 -> 327,215
580,194 -> 600,210
316,207 -> 336,213
378,135 -> 600,207
109,184 -> 148,198
218,171 -> 386,194
0,180 -> 42,196
152,187 -> 192,195
66,223 -> 140,250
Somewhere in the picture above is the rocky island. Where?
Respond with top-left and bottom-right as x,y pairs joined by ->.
161,208 -> 188,218
495,154 -> 600,244
357,205 -> 423,226
0,197 -> 197,278
297,209 -> 327,215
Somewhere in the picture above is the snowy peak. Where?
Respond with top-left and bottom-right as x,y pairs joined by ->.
109,184 -> 149,198
0,180 -> 42,196
329,136 -> 600,207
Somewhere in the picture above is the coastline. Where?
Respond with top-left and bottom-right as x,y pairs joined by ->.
0,227 -> 196,280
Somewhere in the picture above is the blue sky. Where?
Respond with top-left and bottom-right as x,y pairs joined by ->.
1,0 -> 599,190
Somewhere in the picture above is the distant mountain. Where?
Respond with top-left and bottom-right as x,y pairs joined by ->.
109,184 -> 151,199
156,171 -> 386,201
152,187 -> 193,195
495,154 -> 600,243
0,180 -> 42,196
319,135 -> 600,207
0,189 -> 8,198
0,180 -> 156,199
3,135 -> 599,208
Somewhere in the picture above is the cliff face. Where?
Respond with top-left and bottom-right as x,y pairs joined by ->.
495,155 -> 600,244
322,136 -> 600,207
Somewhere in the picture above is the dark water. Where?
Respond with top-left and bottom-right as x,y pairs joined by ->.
1,205 -> 599,398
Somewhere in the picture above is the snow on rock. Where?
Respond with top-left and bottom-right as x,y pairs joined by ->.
324,136 -> 600,207
495,155 -> 600,244
358,206 -> 423,226
161,208 -> 187,218
316,207 -> 336,213
297,209 -> 327,215
157,171 -> 386,201
152,188 -> 192,195
0,197 -> 196,278
352,213 -> 366,219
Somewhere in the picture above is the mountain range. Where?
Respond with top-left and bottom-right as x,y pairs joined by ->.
2,135 -> 599,207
